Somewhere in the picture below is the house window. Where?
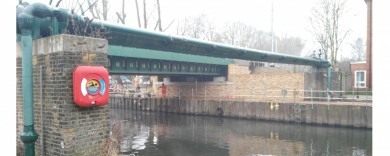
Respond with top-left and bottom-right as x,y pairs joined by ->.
355,70 -> 366,88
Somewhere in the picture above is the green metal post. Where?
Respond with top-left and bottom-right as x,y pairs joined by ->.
51,16 -> 59,35
17,3 -> 60,155
19,28 -> 38,156
32,18 -> 41,39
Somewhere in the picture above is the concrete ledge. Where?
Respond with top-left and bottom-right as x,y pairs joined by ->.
16,34 -> 108,58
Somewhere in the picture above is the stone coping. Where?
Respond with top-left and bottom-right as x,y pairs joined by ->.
16,34 -> 108,58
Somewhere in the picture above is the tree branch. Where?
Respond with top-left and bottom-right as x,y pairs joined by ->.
156,0 -> 162,31
162,19 -> 175,32
135,0 -> 141,28
76,0 -> 86,15
55,0 -> 63,7
116,12 -> 124,24
86,0 -> 98,19
143,0 -> 147,28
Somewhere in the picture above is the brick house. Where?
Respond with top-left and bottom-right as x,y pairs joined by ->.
350,0 -> 372,91
351,61 -> 370,90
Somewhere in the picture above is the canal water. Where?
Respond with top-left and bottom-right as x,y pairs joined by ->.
110,109 -> 372,156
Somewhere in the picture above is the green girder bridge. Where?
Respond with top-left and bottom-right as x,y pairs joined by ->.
17,3 -> 330,78
108,46 -> 232,76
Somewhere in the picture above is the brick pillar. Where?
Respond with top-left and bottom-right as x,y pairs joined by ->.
17,34 -> 110,156
365,0 -> 372,90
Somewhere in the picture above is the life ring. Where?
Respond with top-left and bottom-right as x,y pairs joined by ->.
81,74 -> 106,97
73,66 -> 109,107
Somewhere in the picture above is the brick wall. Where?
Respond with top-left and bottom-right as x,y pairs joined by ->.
164,64 -> 304,102
229,72 -> 304,102
17,34 -> 110,156
158,82 -> 235,100
158,64 -> 345,102
228,64 -> 250,77
16,59 -> 24,156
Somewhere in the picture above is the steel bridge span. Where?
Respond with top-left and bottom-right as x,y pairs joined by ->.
17,2 -> 331,79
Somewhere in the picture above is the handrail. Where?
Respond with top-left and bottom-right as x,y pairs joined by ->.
110,87 -> 372,104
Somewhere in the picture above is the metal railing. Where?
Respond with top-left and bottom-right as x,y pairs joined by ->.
110,86 -> 372,106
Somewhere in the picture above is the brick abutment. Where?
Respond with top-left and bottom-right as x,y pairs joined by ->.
17,34 -> 110,156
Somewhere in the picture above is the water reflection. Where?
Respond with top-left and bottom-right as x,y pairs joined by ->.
111,109 -> 372,156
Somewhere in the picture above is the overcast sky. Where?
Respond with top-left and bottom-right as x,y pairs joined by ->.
19,0 -> 367,58
159,0 -> 367,57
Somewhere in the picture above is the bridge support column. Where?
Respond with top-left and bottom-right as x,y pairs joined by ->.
17,34 -> 110,156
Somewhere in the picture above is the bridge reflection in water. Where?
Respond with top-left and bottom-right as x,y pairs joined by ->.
110,109 -> 371,156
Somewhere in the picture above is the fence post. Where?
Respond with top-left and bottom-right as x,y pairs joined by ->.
365,88 -> 368,109
204,85 -> 207,101
327,88 -> 330,102
251,87 -> 253,101
204,85 -> 207,114
352,88 -> 355,105
195,80 -> 198,96
310,88 -> 313,109
221,84 -> 224,101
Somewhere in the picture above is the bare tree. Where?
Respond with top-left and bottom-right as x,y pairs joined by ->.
134,0 -> 141,28
116,0 -> 126,24
175,15 -> 222,42
131,0 -> 172,31
204,19 -> 223,42
350,38 -> 366,61
176,15 -> 207,39
221,22 -> 237,45
76,0 -> 86,15
55,0 -> 63,7
85,0 -> 109,21
236,23 -> 257,47
176,18 -> 189,36
101,0 -> 108,20
223,22 -> 268,49
143,0 -> 147,28
86,0 -> 98,19
249,31 -> 272,51
162,20 -> 176,32
309,0 -> 349,67
156,0 -> 162,31
175,16 -> 304,55
277,34 -> 305,56
53,0 -> 171,32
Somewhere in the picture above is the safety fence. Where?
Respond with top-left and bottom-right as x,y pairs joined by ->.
111,87 -> 372,107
